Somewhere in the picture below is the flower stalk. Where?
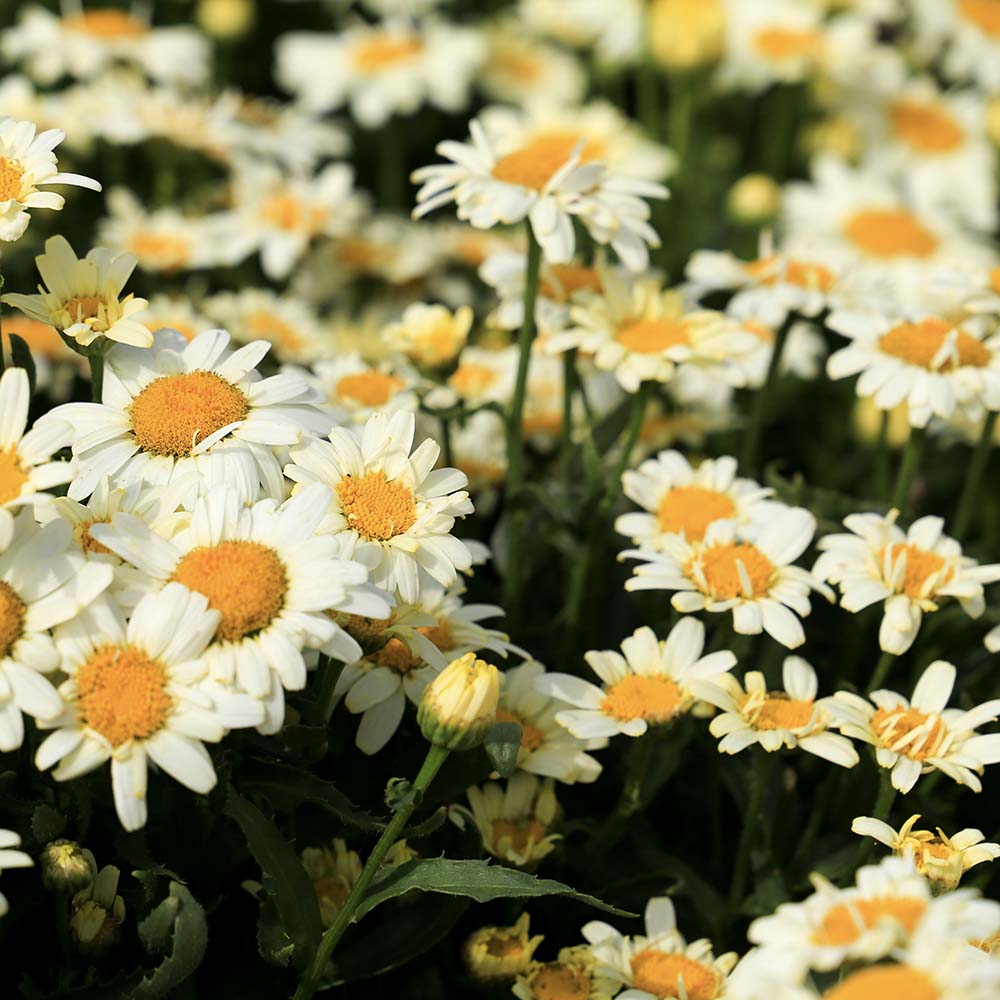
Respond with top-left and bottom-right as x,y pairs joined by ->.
740,313 -> 793,475
953,410 -> 998,540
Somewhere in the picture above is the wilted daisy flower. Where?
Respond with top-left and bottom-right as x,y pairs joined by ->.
35,584 -> 263,831
0,117 -> 100,241
411,116 -> 667,270
537,619 -> 736,740
585,896 -> 738,1000
464,913 -> 543,981
623,510 -> 831,649
465,773 -> 560,868
0,830 -> 31,917
813,511 -> 1000,655
276,18 -> 484,129
383,302 -> 473,369
285,410 -> 473,603
616,450 -> 777,551
89,484 -> 388,734
833,660 -> 1000,794
692,657 -> 859,767
45,328 -> 329,505
301,838 -> 361,928
852,814 -> 1000,891
3,235 -> 153,349
514,945 -> 620,1000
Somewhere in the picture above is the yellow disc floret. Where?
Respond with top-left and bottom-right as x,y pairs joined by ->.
336,469 -> 417,541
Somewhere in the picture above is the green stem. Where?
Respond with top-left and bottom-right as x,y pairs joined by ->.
610,382 -> 651,487
874,409 -> 890,501
729,749 -> 773,906
872,767 -> 897,821
88,349 -> 104,404
890,425 -> 926,511
439,414 -> 454,470
636,59 -> 661,140
588,732 -> 656,856
953,411 -> 998,540
309,655 -> 343,726
560,349 -> 577,485
740,314 -> 793,475
867,650 -> 895,693
378,120 -> 404,211
666,74 -> 695,175
291,743 -> 450,1000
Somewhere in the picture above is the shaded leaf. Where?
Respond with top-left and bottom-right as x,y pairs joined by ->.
134,883 -> 207,1000
30,803 -> 65,843
483,722 -> 522,778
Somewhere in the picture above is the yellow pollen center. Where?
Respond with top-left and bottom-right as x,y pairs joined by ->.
843,209 -> 938,259
656,486 -> 735,541
64,9 -> 147,37
492,132 -> 602,191
336,470 -> 417,541
878,318 -> 990,370
336,371 -> 404,407
959,0 -> 1000,37
127,233 -> 191,269
0,447 -> 29,505
745,255 -> 836,291
246,311 -> 304,353
0,581 -> 25,659
338,613 -> 393,644
370,637 -> 420,675
129,371 -> 249,457
75,644 -> 172,748
601,675 -> 684,724
496,709 -> 547,752
63,295 -> 106,327
871,704 -> 947,761
630,948 -> 718,1000
485,933 -> 525,959
694,542 -> 775,599
491,50 -> 543,83
351,34 -> 424,73
540,264 -> 602,301
449,363 -> 498,397
890,100 -> 964,153
814,897 -> 927,947
616,318 -> 691,354
822,964 -> 937,1000
879,542 -> 953,596
171,541 -> 288,643
743,692 -> 815,730
259,192 -> 327,234
77,519 -> 114,556
752,26 -> 822,61
0,158 -> 24,202
416,621 -> 454,652
491,818 -> 549,856
532,964 -> 591,1000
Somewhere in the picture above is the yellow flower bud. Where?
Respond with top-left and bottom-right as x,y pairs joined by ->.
196,0 -> 255,39
726,174 -> 781,224
70,865 -> 125,955
40,840 -> 96,895
649,0 -> 725,70
418,652 -> 500,751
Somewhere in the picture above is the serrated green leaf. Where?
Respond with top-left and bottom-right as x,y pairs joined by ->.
224,786 -> 322,971
483,722 -> 521,778
7,333 -> 36,396
132,866 -> 185,905
138,895 -> 180,955
257,901 -> 296,968
134,883 -> 207,1000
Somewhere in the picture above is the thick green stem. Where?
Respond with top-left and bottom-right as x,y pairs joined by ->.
740,314 -> 793,475
291,743 -> 450,1000
729,749 -> 773,906
953,411 -> 998,540
867,650 -> 895,693
891,425 -> 926,511
88,349 -> 104,404
309,655 -> 344,726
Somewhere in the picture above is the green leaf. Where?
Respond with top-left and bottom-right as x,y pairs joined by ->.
483,722 -> 522,778
134,883 -> 207,1000
353,858 -> 635,922
224,786 -> 323,971
30,803 -> 65,843
256,901 -> 296,968
7,333 -> 36,396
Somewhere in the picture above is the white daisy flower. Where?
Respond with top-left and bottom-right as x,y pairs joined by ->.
691,657 -> 860,767
88,483 -> 390,735
411,115 -> 667,270
35,585 -> 263,832
832,660 -> 1000,794
615,450 -> 777,551
44,328 -> 330,506
141,294 -> 214,345
0,829 -> 32,917
536,619 -> 736,740
623,510 -> 832,650
446,345 -> 518,408
3,235 -> 153,349
519,0 -> 643,65
284,410 -> 474,604
0,116 -> 100,241
300,353 -> 419,427
383,302 -> 472,369
912,0 -> 1000,94
464,773 -> 561,868
813,511 -> 1000,655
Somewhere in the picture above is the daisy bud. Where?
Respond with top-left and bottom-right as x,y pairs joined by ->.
727,174 -> 781,225
418,652 -> 500,752
197,0 -> 254,39
70,865 -> 126,955
40,840 -> 96,895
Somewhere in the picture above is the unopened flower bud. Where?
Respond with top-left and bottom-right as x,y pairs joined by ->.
196,0 -> 254,39
40,840 -> 96,895
418,652 -> 500,751
70,865 -> 125,955
726,174 -> 781,224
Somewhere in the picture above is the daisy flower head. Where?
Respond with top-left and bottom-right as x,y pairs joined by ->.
464,773 -> 561,868
826,308 -> 1000,430
88,483 -> 389,734
411,115 -> 667,270
383,302 -> 473,370
852,813 -> 1000,892
691,657 -> 860,767
518,0 -> 643,65
140,294 -> 214,345
464,913 -> 543,981
35,584 -> 264,831
284,409 -> 474,604
624,509 -> 832,649
304,353 -> 420,426
0,830 -> 31,917
813,510 -> 1000,655
832,660 -> 1000,794
0,116 -> 100,241
513,945 -> 620,1000
301,837 -> 361,928
535,619 -> 736,740
615,449 -> 778,552
46,327 -> 330,506
445,345 -> 518,408
912,0 -> 1000,94
3,235 -> 153,349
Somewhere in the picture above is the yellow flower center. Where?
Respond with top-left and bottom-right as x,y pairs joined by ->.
129,371 -> 249,457
752,26 -> 822,61
813,897 -> 927,946
62,295 -> 107,328
871,704 -> 947,761
822,964 -> 937,1000
64,9 -> 147,37
0,581 -> 25,659
890,100 -> 964,154
127,233 -> 191,270
743,692 -> 815,730
76,519 -> 114,556
171,541 -> 288,643
75,644 -> 172,748
336,371 -> 404,408
492,132 -> 602,192
531,964 -> 592,1000
693,542 -> 775,599
351,34 -> 424,73
656,486 -> 735,541
745,255 -> 836,291
879,542 -> 953,596
259,192 -> 327,234
337,237 -> 384,272
615,318 -> 691,355
496,709 -> 547,752
958,0 -> 1000,38
417,621 -> 454,652
491,818 -> 550,856
246,310 -> 305,353
0,447 -> 29,505
0,157 -> 24,202
335,470 -> 417,541
601,675 -> 684,724
370,637 -> 420,675
449,363 -> 498,397
842,209 -> 938,259
540,263 -> 603,302
878,318 -> 990,370
491,49 -> 543,83
485,932 -> 527,959
990,264 -> 1000,295
631,947 -> 719,1000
